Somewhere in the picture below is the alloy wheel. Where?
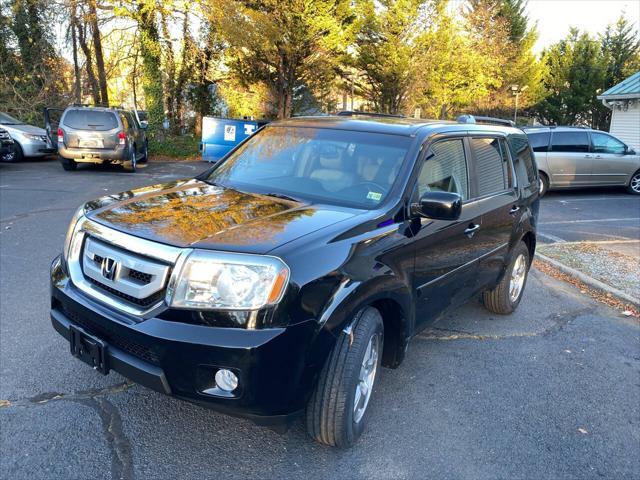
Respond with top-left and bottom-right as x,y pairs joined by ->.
631,173 -> 640,194
509,253 -> 527,303
353,332 -> 380,424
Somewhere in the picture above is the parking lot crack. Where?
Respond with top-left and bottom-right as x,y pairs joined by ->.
0,381 -> 133,408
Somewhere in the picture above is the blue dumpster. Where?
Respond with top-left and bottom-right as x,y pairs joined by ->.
200,116 -> 268,162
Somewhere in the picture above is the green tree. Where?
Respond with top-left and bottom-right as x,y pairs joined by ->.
533,29 -> 605,126
207,0 -> 352,119
350,0 -> 425,114
593,15 -> 640,129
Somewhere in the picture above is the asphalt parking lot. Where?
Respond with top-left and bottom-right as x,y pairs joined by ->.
1,159 -> 639,480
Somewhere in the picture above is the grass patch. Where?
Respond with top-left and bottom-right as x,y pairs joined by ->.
148,135 -> 200,161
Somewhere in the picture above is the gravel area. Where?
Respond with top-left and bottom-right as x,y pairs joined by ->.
538,242 -> 640,300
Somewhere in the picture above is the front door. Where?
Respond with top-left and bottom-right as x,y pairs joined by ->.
590,131 -> 640,185
411,137 -> 482,330
548,130 -> 592,186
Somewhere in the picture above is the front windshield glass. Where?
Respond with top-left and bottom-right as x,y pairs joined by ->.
0,112 -> 24,125
205,126 -> 412,209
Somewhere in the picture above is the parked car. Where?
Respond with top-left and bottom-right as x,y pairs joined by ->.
0,127 -> 15,162
54,106 -> 148,172
524,126 -> 640,196
0,112 -> 55,161
50,114 -> 539,447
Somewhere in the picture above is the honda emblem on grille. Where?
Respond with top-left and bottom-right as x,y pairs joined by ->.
100,257 -> 118,281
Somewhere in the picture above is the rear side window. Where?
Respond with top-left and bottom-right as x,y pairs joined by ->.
417,139 -> 468,200
508,134 -> 537,187
63,110 -> 118,131
551,131 -> 589,152
470,137 -> 510,196
527,132 -> 550,152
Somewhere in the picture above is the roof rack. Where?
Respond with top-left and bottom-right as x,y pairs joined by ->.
70,103 -> 125,110
336,110 -> 405,119
456,114 -> 515,127
521,125 -> 590,129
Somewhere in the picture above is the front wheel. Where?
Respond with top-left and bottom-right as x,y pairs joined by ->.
306,307 -> 384,448
139,141 -> 148,163
482,241 -> 530,314
538,172 -> 549,197
627,170 -> 640,195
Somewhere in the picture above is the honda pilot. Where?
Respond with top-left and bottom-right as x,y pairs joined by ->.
50,114 -> 539,447
56,106 -> 148,172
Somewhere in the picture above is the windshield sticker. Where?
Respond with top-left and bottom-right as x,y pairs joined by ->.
367,191 -> 382,202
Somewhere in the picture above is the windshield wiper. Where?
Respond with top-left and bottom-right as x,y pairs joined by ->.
261,192 -> 303,203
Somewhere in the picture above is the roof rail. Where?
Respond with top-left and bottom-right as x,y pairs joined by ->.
456,114 -> 515,127
70,103 -> 125,110
521,125 -> 590,129
336,110 -> 405,119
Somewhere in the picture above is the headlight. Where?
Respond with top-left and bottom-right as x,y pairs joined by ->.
23,133 -> 46,142
63,206 -> 85,262
166,250 -> 290,310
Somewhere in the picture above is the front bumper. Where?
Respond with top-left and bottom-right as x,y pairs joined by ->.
20,140 -> 55,157
50,257 -> 319,424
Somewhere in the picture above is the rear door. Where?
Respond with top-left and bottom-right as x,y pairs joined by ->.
467,135 -> 519,290
411,136 -> 484,330
547,130 -> 592,186
590,131 -> 639,185
61,109 -> 120,149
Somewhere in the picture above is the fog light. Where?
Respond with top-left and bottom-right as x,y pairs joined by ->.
215,369 -> 238,392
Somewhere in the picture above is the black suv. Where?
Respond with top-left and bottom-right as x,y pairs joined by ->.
50,114 -> 539,447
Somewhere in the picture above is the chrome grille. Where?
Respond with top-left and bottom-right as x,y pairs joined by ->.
81,236 -> 170,309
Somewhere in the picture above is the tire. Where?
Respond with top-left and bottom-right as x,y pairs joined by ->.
59,156 -> 77,171
122,146 -> 137,172
538,171 -> 549,197
139,141 -> 148,163
627,170 -> 640,195
306,307 -> 384,448
0,145 -> 17,162
482,241 -> 530,315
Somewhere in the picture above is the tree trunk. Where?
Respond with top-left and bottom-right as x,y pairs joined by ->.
77,22 -> 101,105
138,3 -> 165,134
70,1 -> 81,103
88,0 -> 108,105
159,14 -> 175,130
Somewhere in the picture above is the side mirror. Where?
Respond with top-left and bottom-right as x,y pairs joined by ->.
140,121 -> 148,130
411,191 -> 462,221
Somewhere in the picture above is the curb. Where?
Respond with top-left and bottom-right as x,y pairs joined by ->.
535,253 -> 640,308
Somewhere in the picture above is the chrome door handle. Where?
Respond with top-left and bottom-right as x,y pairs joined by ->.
585,154 -> 592,158
510,205 -> 520,215
464,223 -> 480,238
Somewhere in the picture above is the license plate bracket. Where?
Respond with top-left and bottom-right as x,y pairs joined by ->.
70,325 -> 109,375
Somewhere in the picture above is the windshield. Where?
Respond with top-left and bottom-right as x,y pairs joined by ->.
0,112 -> 24,125
204,126 -> 412,209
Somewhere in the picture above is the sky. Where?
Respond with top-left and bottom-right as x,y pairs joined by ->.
526,0 -> 640,53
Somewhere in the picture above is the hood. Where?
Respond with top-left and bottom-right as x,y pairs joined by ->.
1,123 -> 46,136
85,179 -> 361,254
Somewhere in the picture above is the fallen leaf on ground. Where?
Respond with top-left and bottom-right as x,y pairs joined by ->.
578,428 -> 588,434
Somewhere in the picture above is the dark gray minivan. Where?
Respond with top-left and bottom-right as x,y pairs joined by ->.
56,106 -> 148,172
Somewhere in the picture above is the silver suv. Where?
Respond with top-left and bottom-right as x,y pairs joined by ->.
56,106 -> 148,172
524,126 -> 640,196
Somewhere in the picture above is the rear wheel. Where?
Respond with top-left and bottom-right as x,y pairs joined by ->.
627,170 -> 640,195
306,307 -> 383,448
538,171 -> 549,197
482,241 -> 530,314
122,146 -> 137,172
59,156 -> 77,171
0,145 -> 17,162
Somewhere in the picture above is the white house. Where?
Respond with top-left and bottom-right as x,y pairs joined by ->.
597,71 -> 640,150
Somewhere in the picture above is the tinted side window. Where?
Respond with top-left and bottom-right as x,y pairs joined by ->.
527,132 -> 550,152
591,132 -> 625,154
417,139 -> 468,200
63,110 -> 118,131
125,112 -> 138,129
471,137 -> 509,196
508,134 -> 537,187
551,131 -> 589,152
